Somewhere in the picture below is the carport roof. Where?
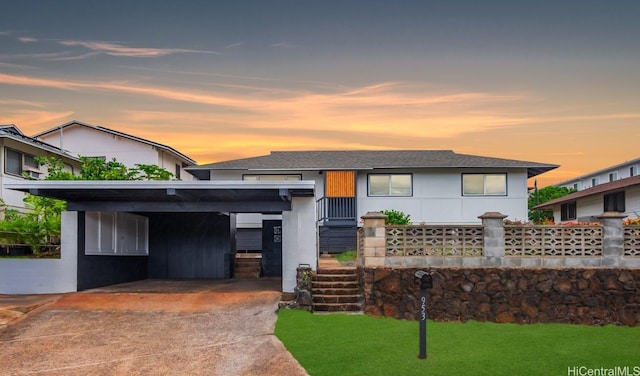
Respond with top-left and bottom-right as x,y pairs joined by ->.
6,180 -> 315,213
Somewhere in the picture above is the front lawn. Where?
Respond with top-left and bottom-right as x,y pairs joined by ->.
275,310 -> 640,376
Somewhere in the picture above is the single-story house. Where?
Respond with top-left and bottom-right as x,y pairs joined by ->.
186,150 -> 558,253
533,175 -> 640,223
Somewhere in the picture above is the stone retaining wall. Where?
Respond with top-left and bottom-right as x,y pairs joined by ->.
359,267 -> 640,326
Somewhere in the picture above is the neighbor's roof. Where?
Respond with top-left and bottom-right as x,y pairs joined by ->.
33,120 -> 197,165
0,125 -> 80,161
533,174 -> 640,210
554,156 -> 640,186
188,150 -> 558,179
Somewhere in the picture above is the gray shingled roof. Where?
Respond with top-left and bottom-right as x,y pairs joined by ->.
533,174 -> 640,210
0,125 -> 80,161
188,150 -> 558,179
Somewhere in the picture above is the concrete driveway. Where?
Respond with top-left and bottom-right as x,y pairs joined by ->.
0,279 -> 308,376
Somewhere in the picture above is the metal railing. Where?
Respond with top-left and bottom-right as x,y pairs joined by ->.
317,197 -> 357,222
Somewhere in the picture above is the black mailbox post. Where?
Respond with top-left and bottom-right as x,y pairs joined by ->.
414,270 -> 433,359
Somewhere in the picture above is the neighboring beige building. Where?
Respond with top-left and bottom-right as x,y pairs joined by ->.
0,125 -> 81,211
33,120 -> 197,181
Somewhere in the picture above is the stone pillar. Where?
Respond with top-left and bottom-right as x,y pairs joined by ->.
478,212 -> 508,266
360,212 -> 387,267
598,212 -> 626,265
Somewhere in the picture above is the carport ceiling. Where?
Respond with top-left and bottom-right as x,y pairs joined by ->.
6,180 -> 315,213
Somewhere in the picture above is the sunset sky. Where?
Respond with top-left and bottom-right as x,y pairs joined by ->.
1,1 -> 639,186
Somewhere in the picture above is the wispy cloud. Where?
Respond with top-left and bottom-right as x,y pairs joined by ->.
0,31 -> 13,36
0,109 -> 74,132
18,36 -> 38,43
225,42 -> 244,49
270,42 -> 295,48
59,40 -> 218,57
0,99 -> 47,108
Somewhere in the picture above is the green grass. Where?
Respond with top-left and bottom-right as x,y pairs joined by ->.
334,250 -> 356,265
275,310 -> 640,376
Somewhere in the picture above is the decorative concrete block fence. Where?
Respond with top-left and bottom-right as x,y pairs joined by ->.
358,211 -> 640,268
357,212 -> 640,326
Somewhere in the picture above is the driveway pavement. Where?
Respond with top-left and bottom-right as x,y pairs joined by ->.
0,279 -> 308,376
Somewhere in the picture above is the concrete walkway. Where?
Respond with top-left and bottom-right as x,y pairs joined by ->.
0,279 -> 308,376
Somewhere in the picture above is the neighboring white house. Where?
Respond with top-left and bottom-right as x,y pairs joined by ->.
0,125 -> 81,212
555,157 -> 640,191
33,120 -> 197,180
187,150 -> 558,253
534,175 -> 640,223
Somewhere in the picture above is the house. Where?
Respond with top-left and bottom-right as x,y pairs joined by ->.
555,157 -> 640,191
33,120 -> 197,180
0,125 -> 81,212
533,175 -> 640,223
187,150 -> 558,253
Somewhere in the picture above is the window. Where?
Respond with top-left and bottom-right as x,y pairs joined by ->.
573,183 -> 579,191
561,202 -> 577,221
631,166 -> 637,177
462,174 -> 507,196
591,178 -> 598,187
175,164 -> 181,180
609,172 -> 617,182
604,191 -> 625,212
368,174 -> 412,196
4,148 -> 39,177
242,174 -> 302,181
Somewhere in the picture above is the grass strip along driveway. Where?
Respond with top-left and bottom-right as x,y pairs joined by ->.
276,310 -> 640,376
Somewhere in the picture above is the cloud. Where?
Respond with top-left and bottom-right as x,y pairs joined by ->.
0,99 -> 46,108
58,40 -> 218,57
270,42 -> 295,48
18,36 -> 38,43
224,42 -> 244,49
0,109 -> 74,132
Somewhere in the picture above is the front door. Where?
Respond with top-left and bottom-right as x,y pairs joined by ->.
261,220 -> 282,276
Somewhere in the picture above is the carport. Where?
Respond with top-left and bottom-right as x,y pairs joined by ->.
4,180 -> 317,294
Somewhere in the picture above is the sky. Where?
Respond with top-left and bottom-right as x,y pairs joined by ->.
1,0 -> 639,187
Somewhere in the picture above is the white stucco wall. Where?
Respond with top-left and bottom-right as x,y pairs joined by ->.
281,196 -> 317,293
0,211 -> 78,294
210,167 -> 531,225
356,168 -> 530,224
554,186 -> 640,222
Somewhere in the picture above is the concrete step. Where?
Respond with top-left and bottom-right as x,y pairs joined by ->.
312,287 -> 360,296
317,268 -> 357,275
313,302 -> 363,312
311,281 -> 359,289
313,274 -> 357,282
313,295 -> 361,304
234,270 -> 261,279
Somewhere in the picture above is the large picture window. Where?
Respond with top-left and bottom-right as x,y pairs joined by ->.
604,191 -> 625,212
561,202 -> 577,221
462,174 -> 507,196
368,174 -> 412,196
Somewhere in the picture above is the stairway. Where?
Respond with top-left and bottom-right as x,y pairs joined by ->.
234,253 -> 261,279
312,267 -> 363,312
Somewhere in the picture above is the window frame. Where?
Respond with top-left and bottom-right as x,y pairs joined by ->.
367,173 -> 413,197
560,201 -> 577,221
4,148 -> 38,177
461,173 -> 508,196
609,172 -> 617,182
603,191 -> 625,213
242,174 -> 302,181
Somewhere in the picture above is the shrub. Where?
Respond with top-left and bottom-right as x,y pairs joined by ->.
381,209 -> 411,225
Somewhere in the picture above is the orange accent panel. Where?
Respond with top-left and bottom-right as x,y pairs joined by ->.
326,171 -> 355,197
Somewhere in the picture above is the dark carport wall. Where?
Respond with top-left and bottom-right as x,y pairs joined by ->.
5,180 -> 316,293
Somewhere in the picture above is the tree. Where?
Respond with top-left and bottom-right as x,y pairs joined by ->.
528,186 -> 576,224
